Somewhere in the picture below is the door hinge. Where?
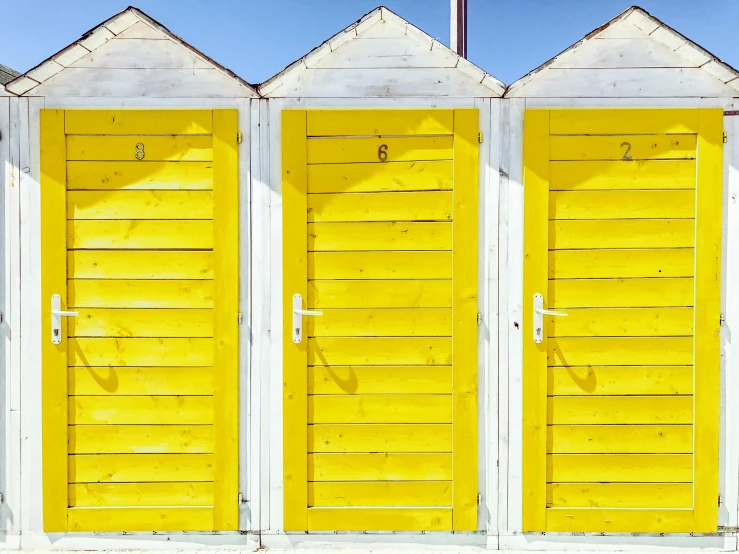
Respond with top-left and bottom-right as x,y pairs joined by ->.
719,494 -> 723,507
477,493 -> 482,506
478,132 -> 483,144
237,131 -> 243,144
723,132 -> 728,144
238,312 -> 244,324
720,313 -> 726,325
476,313 -> 482,325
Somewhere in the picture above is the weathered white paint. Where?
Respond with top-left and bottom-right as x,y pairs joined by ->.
70,39 -> 212,69
79,26 -> 116,51
116,21 -> 168,40
550,35 -> 694,68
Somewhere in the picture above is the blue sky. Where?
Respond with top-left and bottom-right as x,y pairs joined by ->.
2,0 -> 738,86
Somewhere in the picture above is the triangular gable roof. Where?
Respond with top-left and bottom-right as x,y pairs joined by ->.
5,6 -> 258,97
505,5 -> 739,98
259,6 -> 505,98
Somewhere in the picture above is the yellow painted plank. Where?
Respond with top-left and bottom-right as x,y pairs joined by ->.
548,307 -> 693,337
66,135 -> 213,161
549,219 -> 694,249
67,190 -> 213,220
308,280 -> 451,309
549,109 -> 699,135
309,222 -> 452,251
67,161 -> 213,190
308,395 -> 452,424
309,481 -> 452,507
307,110 -> 454,136
549,190 -> 695,220
40,109 -> 68,532
68,251 -> 213,280
308,161 -> 453,193
549,160 -> 696,191
550,135 -> 696,161
548,337 -> 693,366
547,483 -> 692,509
69,366 -> 213,395
547,507 -> 695,533
308,191 -> 451,223
547,396 -> 693,425
308,308 -> 452,337
68,337 -> 213,367
69,454 -> 214,483
548,366 -> 693,396
548,425 -> 692,454
69,308 -> 213,338
309,453 -> 452,481
549,248 -> 694,279
68,507 -> 214,532
68,220 -> 213,249
69,396 -> 213,425
69,279 -> 214,309
307,507 -> 452,531
65,109 -> 213,135
309,252 -> 452,279
549,278 -> 694,308
307,136 -> 453,164
547,454 -> 693,483
308,337 -> 452,366
70,482 -> 214,507
309,366 -> 452,394
69,425 -> 214,454
308,424 -> 452,453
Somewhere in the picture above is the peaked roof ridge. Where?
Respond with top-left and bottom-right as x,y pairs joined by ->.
4,5 -> 259,97
504,4 -> 739,97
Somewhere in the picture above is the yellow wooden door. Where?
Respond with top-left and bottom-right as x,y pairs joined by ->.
40,109 -> 239,532
282,109 -> 478,531
522,108 -> 723,533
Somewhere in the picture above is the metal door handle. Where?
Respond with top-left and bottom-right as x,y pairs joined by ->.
292,293 -> 322,344
533,293 -> 567,344
52,310 -> 79,317
294,308 -> 323,317
535,308 -> 568,317
51,294 -> 77,345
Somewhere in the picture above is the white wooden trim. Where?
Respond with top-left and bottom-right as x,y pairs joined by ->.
499,532 -> 737,550
19,532 -> 258,550
260,532 -> 491,549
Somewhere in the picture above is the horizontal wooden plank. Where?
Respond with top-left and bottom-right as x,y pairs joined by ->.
549,219 -> 694,249
309,481 -> 452,507
69,396 -> 213,425
549,190 -> 695,220
68,338 -> 213,367
308,280 -> 451,309
69,309 -> 213,338
549,249 -> 694,279
69,454 -> 214,483
548,337 -> 693,366
550,135 -> 696,161
548,396 -> 693,425
67,161 -> 213,190
308,337 -> 452,366
307,136 -> 453,164
68,220 -> 214,249
69,366 -> 213,395
548,307 -> 694,337
549,278 -> 694,308
309,222 -> 451,251
548,425 -> 692,454
548,366 -> 693,396
309,252 -> 452,279
308,191 -> 452,223
306,110 -> 454,136
70,482 -> 214,507
547,454 -> 692,483
309,366 -> 452,394
68,507 -> 214,532
547,483 -> 692,509
308,161 -> 453,193
309,395 -> 452,424
66,135 -> 213,161
308,308 -> 452,337
68,251 -> 213,280
549,160 -> 696,191
309,453 -> 452,481
69,280 -> 214,308
69,425 -> 214,454
307,507 -> 452,531
65,110 -> 213,135
67,191 -> 213,220
545,507 -> 695,533
549,109 -> 699,135
309,424 -> 452,453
